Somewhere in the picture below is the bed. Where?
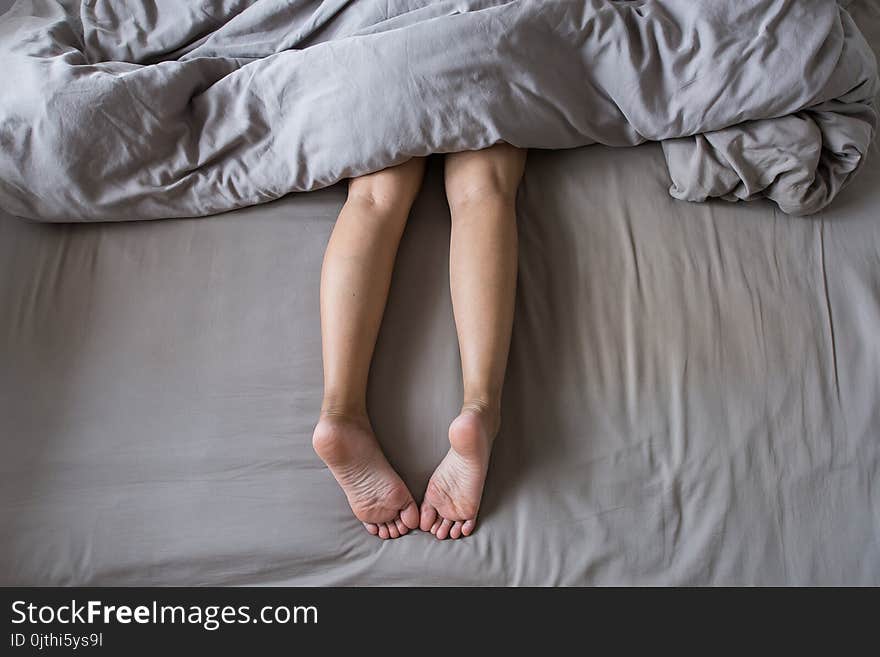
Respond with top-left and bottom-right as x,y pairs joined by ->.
1,1 -> 878,585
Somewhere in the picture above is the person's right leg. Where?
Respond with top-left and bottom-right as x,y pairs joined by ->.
312,157 -> 425,540
420,143 -> 527,540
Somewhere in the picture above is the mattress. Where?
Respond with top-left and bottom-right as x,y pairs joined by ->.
1,2 -> 879,585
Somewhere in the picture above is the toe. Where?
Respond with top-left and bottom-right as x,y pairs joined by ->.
364,522 -> 379,536
400,502 -> 420,530
430,520 -> 440,535
378,524 -> 390,540
462,519 -> 476,536
436,518 -> 452,540
395,518 -> 409,536
420,502 -> 438,532
387,522 -> 400,539
450,521 -> 463,539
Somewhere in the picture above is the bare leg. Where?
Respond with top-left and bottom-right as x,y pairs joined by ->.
420,143 -> 527,540
312,157 -> 426,539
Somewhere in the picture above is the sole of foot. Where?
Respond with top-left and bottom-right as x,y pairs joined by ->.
419,406 -> 498,540
313,413 -> 420,539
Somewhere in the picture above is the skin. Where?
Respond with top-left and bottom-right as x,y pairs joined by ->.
312,143 -> 527,540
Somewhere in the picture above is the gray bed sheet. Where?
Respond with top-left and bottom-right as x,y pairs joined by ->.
1,5 -> 879,586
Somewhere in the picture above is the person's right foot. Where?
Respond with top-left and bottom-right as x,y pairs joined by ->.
312,413 -> 420,539
419,406 -> 499,540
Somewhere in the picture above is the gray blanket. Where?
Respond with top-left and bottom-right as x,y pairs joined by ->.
0,0 -> 878,222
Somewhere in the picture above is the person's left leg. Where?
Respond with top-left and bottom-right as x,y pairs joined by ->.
313,157 -> 426,540
420,143 -> 527,540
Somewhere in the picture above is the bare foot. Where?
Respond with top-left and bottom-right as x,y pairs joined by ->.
419,406 -> 499,540
313,413 -> 420,539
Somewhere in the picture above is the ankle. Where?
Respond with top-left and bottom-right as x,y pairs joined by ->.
460,397 -> 501,435
319,395 -> 369,426
461,393 -> 500,415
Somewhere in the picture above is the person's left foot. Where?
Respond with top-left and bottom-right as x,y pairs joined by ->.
313,413 -> 420,539
419,406 -> 499,540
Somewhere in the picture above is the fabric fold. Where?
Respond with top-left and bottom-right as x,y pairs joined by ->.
0,0 -> 877,222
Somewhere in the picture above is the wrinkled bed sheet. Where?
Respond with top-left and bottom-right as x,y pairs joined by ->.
0,0 -> 878,222
1,1 -> 879,585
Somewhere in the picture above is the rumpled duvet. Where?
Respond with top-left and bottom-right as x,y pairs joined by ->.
0,0 -> 877,222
